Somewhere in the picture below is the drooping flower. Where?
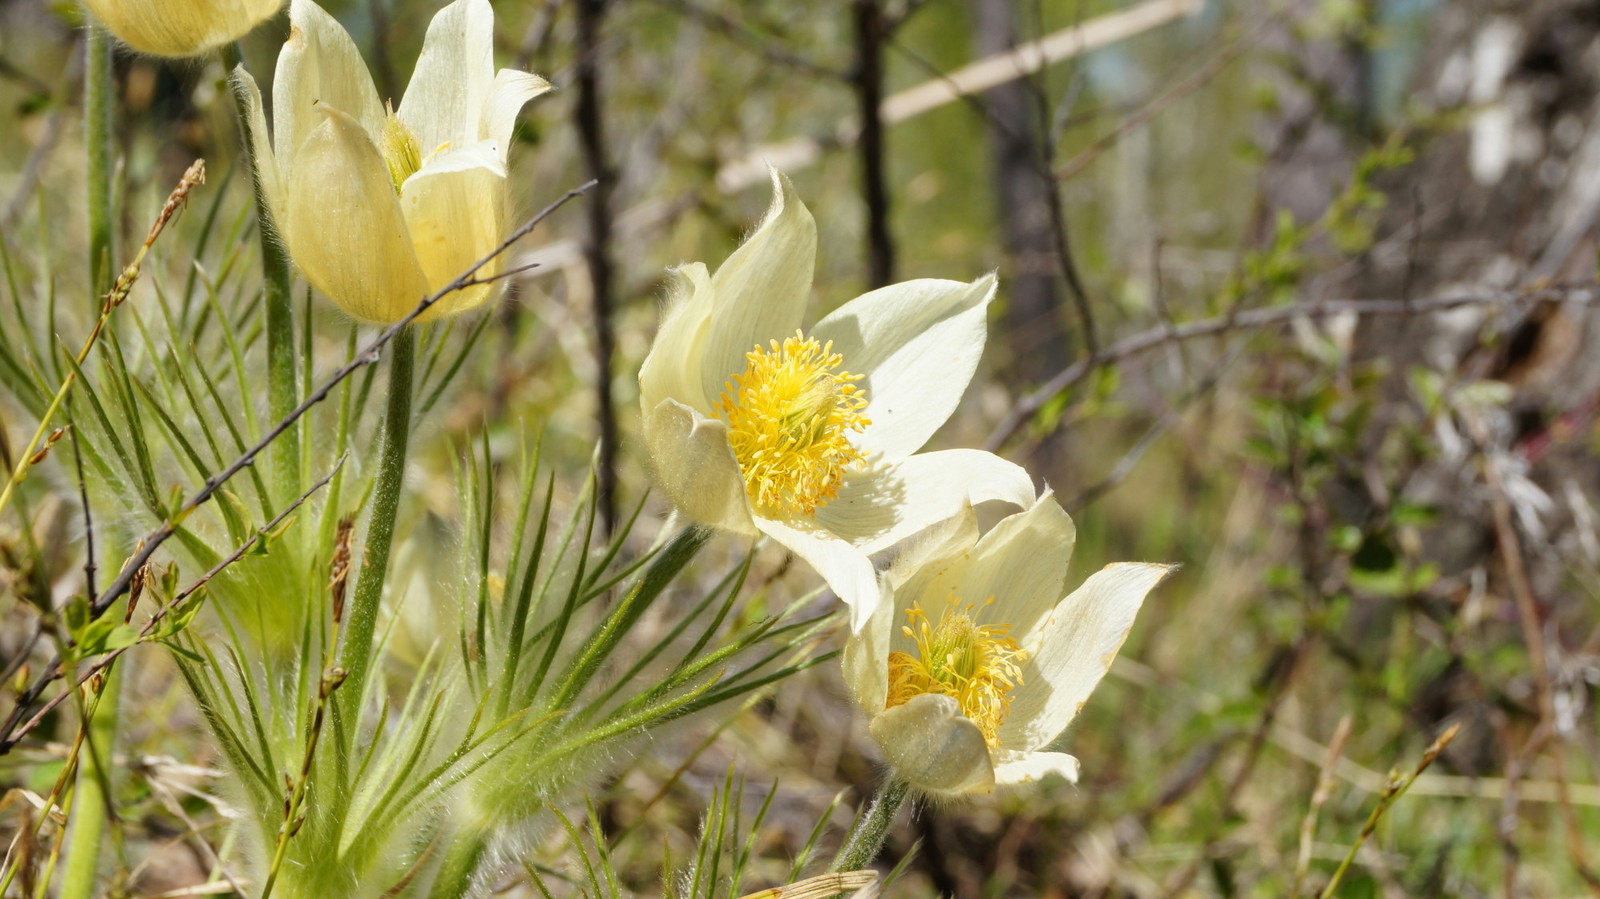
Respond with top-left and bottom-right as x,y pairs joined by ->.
234,0 -> 550,323
82,0 -> 284,58
843,492 -> 1171,797
638,172 -> 1036,630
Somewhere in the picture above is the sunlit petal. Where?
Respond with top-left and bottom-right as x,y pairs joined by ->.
993,750 -> 1080,787
399,141 -> 504,319
999,562 -> 1174,751
276,0 -> 386,166
812,275 -> 996,459
699,171 -> 815,405
398,0 -> 495,153
283,106 -> 429,323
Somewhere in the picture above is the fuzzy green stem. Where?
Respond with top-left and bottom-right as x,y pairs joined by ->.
61,31 -> 118,899
429,830 -> 487,899
60,669 -> 121,899
335,326 -> 415,706
830,776 -> 911,875
85,26 -> 114,300
222,42 -> 300,499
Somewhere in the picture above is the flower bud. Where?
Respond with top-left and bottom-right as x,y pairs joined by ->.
235,0 -> 550,324
82,0 -> 284,58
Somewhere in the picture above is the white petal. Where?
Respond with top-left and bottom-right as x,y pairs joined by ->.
813,449 -> 1035,557
842,574 -> 897,712
230,66 -> 283,225
699,171 -> 816,407
998,562 -> 1174,751
485,69 -> 552,158
284,106 -> 429,324
643,399 -> 755,536
957,490 -> 1075,639
398,140 -> 504,320
276,0 -> 386,168
639,263 -> 716,419
751,515 -> 878,631
398,0 -> 495,153
868,694 -> 994,797
812,275 -> 996,460
993,750 -> 1079,787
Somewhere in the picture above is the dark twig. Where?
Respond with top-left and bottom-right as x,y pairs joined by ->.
0,461 -> 344,754
652,0 -> 847,81
576,0 -> 619,535
0,184 -> 594,755
459,261 -> 542,289
854,0 -> 895,288
985,284 -> 1600,451
68,409 -> 95,599
1054,12 -> 1283,181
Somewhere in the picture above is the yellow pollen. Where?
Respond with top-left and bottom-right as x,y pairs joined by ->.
717,331 -> 870,516
379,105 -> 422,195
884,598 -> 1028,748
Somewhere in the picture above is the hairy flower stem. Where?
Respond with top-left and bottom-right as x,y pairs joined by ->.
60,669 -> 121,899
61,33 -> 118,899
335,326 -> 415,708
85,26 -> 114,303
260,667 -> 347,899
223,42 -> 300,500
830,776 -> 911,875
428,830 -> 486,899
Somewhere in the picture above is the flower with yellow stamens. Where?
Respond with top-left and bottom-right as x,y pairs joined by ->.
844,491 -> 1172,797
82,0 -> 284,58
233,0 -> 550,324
639,172 -> 1036,630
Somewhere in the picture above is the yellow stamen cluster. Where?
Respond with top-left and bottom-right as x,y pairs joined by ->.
380,106 -> 422,194
885,598 -> 1028,747
718,332 -> 870,516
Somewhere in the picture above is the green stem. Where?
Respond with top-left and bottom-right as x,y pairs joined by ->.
335,326 -> 415,706
830,776 -> 911,875
86,25 -> 113,300
222,42 -> 300,500
60,669 -> 121,899
62,30 -> 118,899
429,830 -> 486,899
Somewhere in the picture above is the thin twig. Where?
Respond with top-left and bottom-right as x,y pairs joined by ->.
1466,412 -> 1600,891
1318,724 -> 1461,899
1294,714 -> 1352,895
0,461 -> 342,753
576,2 -> 620,535
985,284 -> 1600,451
854,0 -> 894,288
1054,10 -> 1284,180
0,160 -> 206,520
0,183 -> 594,755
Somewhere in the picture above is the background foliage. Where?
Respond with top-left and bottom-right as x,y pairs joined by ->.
3,0 -> 1598,895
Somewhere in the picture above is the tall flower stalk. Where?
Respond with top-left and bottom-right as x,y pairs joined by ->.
59,26 -> 119,899
223,41 -> 301,501
334,324 -> 413,704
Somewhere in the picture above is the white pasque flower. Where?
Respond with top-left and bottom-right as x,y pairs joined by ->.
843,492 -> 1172,797
639,172 -> 1035,630
82,0 -> 283,58
234,0 -> 550,323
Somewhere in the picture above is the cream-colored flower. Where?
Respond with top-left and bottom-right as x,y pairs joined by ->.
843,492 -> 1171,797
639,173 -> 1035,630
83,0 -> 283,57
234,0 -> 550,323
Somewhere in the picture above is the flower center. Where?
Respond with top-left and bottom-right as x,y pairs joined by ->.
885,599 -> 1028,748
380,106 -> 422,195
717,332 -> 870,516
